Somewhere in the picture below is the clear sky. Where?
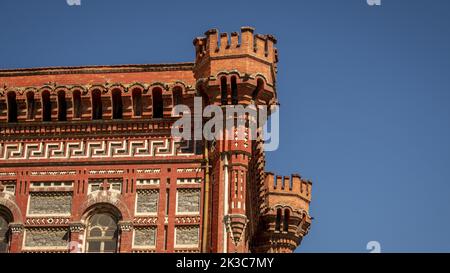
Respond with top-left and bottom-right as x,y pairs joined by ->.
1,0 -> 450,252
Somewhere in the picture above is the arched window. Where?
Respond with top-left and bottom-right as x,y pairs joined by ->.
92,90 -> 102,120
7,92 -> 18,123
220,77 -> 228,105
132,89 -> 142,117
86,213 -> 118,253
0,210 -> 11,253
111,90 -> 123,119
152,88 -> 163,118
252,78 -> 264,101
26,92 -> 35,120
275,208 -> 282,232
73,90 -> 82,119
172,87 -> 183,106
57,91 -> 67,121
42,91 -> 52,122
283,209 -> 290,232
231,76 -> 238,105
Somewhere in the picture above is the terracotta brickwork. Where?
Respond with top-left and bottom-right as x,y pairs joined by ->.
0,27 -> 312,253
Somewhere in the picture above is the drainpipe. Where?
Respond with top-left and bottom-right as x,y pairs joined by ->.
201,143 -> 210,252
223,154 -> 229,253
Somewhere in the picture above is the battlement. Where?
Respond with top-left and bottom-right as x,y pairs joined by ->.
265,172 -> 312,201
193,27 -> 278,65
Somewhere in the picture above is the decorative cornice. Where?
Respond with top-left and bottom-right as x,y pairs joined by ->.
0,63 -> 194,77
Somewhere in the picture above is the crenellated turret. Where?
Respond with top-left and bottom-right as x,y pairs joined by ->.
252,172 -> 313,253
193,27 -> 278,106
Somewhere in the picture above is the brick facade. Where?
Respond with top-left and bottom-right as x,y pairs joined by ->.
0,27 -> 312,253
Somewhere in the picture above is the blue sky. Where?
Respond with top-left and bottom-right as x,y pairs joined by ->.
1,0 -> 450,252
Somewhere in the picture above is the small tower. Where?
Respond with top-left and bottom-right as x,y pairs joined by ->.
193,27 -> 278,106
252,173 -> 312,253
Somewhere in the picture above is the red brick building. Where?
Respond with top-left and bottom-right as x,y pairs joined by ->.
0,27 -> 312,253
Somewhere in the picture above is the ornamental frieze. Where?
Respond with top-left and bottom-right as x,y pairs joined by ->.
0,138 -> 196,161
25,217 -> 70,226
132,217 -> 158,225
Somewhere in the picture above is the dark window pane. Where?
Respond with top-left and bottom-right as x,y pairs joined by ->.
87,241 -> 101,253
103,240 -> 117,253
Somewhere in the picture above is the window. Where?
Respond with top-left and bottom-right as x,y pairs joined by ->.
0,214 -> 9,253
42,91 -> 52,121
86,213 -> 118,253
73,90 -> 82,118
111,89 -> 123,119
231,76 -> 238,105
252,78 -> 264,101
26,92 -> 35,120
172,87 -> 183,106
283,209 -> 290,232
57,91 -> 67,121
152,88 -> 163,118
7,92 -> 17,123
92,89 -> 102,120
220,77 -> 228,105
275,208 -> 282,231
132,89 -> 143,116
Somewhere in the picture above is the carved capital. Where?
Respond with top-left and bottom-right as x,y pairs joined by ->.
9,222 -> 24,233
69,222 -> 86,233
118,221 -> 133,232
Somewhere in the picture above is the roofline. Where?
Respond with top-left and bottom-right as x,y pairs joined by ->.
0,62 -> 195,77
